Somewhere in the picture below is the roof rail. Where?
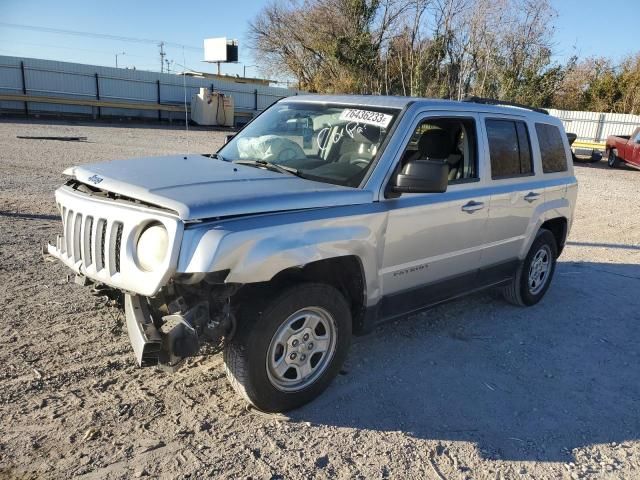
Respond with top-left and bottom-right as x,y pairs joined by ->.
462,96 -> 549,115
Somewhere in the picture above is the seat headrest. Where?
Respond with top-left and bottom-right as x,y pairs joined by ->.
418,129 -> 451,159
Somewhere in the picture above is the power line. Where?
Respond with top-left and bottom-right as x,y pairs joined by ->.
6,39 -> 152,59
0,22 -> 202,52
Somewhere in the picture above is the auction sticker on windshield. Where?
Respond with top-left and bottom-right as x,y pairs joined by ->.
339,109 -> 393,128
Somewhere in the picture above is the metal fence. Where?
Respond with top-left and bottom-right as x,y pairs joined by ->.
548,108 -> 640,145
0,55 -> 301,124
2,57 -> 638,141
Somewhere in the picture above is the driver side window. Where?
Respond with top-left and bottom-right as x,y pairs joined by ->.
399,117 -> 479,184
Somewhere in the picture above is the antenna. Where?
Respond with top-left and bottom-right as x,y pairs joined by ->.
159,42 -> 166,73
182,47 -> 189,153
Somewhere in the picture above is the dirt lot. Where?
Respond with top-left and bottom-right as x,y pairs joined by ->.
0,119 -> 639,479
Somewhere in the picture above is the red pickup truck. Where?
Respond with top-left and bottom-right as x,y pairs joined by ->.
606,127 -> 640,168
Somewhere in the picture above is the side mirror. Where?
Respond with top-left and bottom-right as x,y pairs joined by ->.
391,159 -> 448,194
566,132 -> 577,146
224,134 -> 235,145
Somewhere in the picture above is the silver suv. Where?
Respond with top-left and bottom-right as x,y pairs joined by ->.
47,95 -> 577,412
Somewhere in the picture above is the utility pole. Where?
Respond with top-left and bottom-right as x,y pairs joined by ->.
115,51 -> 125,68
159,42 -> 166,73
243,64 -> 257,78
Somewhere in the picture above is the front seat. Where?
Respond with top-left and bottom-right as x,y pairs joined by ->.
408,129 -> 452,164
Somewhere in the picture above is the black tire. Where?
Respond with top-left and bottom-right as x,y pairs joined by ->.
224,283 -> 352,412
502,229 -> 558,307
608,150 -> 620,168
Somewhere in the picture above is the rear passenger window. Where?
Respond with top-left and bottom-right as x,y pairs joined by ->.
486,119 -> 533,179
536,123 -> 568,173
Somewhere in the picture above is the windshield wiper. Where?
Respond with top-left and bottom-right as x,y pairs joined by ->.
210,152 -> 225,161
234,160 -> 305,178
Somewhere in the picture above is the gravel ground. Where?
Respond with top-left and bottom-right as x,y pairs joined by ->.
1,119 -> 639,480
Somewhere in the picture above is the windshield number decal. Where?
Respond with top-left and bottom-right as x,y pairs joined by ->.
339,109 -> 392,128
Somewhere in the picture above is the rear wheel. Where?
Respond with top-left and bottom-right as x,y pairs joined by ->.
224,283 -> 351,412
608,150 -> 620,168
502,229 -> 558,306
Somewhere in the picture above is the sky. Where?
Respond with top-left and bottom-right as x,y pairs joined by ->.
0,0 -> 637,82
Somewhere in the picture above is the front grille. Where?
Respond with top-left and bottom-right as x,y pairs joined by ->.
51,186 -> 179,297
58,207 -> 123,276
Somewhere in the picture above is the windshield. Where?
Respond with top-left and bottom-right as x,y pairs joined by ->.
217,102 -> 399,187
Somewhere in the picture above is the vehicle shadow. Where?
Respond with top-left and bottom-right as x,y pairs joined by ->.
0,211 -> 59,221
573,159 -> 636,171
290,260 -> 640,462
0,117 -> 234,132
566,241 -> 640,252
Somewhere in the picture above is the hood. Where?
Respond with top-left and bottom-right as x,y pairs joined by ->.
64,155 -> 373,220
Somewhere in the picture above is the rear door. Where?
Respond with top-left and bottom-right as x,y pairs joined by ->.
480,115 -> 541,270
534,121 -> 571,205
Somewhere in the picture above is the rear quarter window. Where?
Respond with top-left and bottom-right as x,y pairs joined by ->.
536,123 -> 568,173
485,119 -> 533,179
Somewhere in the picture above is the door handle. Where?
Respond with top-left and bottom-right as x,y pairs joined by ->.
524,192 -> 541,203
461,201 -> 485,213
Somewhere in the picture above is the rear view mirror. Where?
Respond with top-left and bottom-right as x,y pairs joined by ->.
224,134 -> 235,145
391,159 -> 448,194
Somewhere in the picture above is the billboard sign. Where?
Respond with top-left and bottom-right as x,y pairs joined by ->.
204,37 -> 238,63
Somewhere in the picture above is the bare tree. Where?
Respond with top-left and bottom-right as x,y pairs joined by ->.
249,0 -> 566,109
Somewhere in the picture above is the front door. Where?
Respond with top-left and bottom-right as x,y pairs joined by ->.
379,113 -> 490,318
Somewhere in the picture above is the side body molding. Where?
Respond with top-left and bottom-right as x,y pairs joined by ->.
177,205 -> 389,306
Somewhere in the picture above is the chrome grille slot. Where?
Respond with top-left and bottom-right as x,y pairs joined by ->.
114,222 -> 123,273
65,209 -> 73,258
83,216 -> 93,267
61,207 -> 68,254
106,221 -> 123,275
73,213 -> 83,262
96,219 -> 107,271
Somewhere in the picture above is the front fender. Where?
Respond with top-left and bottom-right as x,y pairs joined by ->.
177,207 -> 388,305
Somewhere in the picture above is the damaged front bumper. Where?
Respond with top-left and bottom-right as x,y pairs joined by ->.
125,295 -> 163,367
124,289 -> 235,371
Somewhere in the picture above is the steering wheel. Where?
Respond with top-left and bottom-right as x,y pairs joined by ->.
349,158 -> 370,168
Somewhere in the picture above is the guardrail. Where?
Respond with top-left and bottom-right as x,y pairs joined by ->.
0,92 -> 256,122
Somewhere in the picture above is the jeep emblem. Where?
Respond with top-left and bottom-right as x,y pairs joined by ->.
88,175 -> 103,185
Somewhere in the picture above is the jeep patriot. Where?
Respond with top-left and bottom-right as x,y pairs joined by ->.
47,95 -> 577,412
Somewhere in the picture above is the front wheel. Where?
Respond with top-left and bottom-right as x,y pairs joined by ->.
502,229 -> 558,306
224,283 -> 352,412
608,150 -> 620,168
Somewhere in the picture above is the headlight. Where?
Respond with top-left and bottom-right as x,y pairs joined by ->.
136,223 -> 169,271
